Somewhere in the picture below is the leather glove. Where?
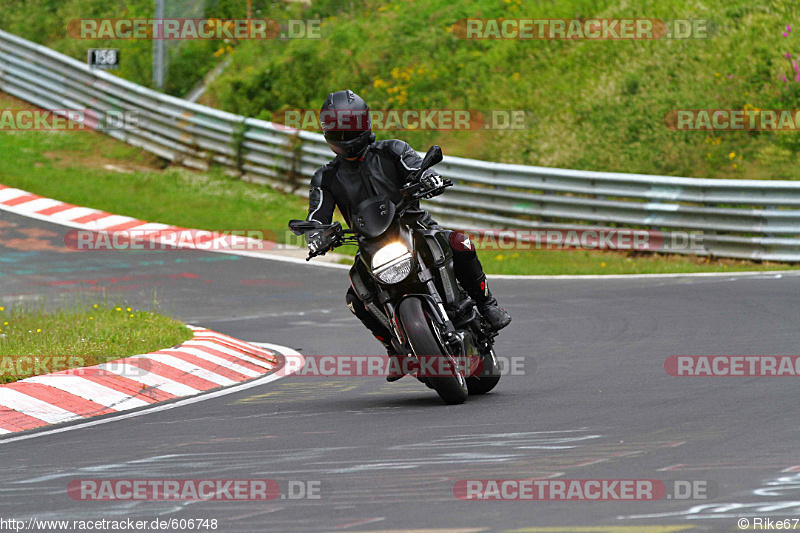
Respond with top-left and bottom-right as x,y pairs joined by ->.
306,230 -> 330,255
419,169 -> 445,199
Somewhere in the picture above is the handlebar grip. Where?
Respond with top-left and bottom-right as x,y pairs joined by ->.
307,247 -> 328,260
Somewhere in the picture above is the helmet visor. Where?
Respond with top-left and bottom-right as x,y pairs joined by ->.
324,129 -> 373,158
323,129 -> 365,142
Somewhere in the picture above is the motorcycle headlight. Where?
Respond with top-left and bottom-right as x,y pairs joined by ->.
372,242 -> 413,284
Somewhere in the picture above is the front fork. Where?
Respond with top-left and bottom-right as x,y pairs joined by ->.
376,253 -> 467,360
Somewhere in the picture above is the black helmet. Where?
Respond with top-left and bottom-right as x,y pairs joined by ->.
320,90 -> 375,158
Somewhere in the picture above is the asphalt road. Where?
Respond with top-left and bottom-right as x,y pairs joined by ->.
1,209 -> 799,532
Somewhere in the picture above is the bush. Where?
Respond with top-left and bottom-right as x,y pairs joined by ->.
204,0 -> 800,179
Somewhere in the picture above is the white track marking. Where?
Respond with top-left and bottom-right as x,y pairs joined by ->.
180,341 -> 275,369
0,389 -> 81,425
95,363 -> 199,397
134,354 -> 237,386
0,194 -> 351,268
9,198 -> 61,213
0,188 -> 29,202
164,348 -> 262,378
82,214 -> 135,230
25,375 -> 150,411
46,207 -> 97,222
192,331 -> 274,352
125,222 -> 173,232
0,345 -> 303,444
2,187 -> 797,278
201,248 -> 352,269
487,270 -> 800,280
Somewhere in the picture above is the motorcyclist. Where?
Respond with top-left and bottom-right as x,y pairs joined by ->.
304,90 -> 511,380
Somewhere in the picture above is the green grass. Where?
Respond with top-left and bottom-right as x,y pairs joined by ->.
0,0 -> 304,97
4,1 -> 800,179
0,299 -> 192,384
471,248 -> 796,275
1,91 -> 797,275
337,243 -> 799,274
0,94 -> 308,243
200,0 -> 800,180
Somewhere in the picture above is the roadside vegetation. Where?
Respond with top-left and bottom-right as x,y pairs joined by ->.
3,1 -> 800,178
205,0 -> 800,180
0,298 -> 192,384
0,0 -> 301,97
1,93 -> 796,275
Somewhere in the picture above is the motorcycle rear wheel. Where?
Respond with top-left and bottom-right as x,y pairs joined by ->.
466,348 -> 501,395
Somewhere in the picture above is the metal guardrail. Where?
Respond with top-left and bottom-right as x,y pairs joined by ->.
1,29 -> 799,261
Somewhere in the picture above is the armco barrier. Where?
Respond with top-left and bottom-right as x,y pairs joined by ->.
1,29 -> 799,261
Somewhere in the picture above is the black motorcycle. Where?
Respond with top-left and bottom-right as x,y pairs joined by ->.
288,146 -> 501,404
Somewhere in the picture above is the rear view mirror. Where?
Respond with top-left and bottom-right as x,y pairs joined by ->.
418,145 -> 443,172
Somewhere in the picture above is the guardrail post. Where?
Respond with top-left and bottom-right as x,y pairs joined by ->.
287,132 -> 305,193
2,27 -> 799,262
232,118 -> 247,178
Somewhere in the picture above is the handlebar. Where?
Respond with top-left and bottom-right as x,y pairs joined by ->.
302,145 -> 451,261
305,222 -> 358,260
400,178 -> 453,201
305,180 -> 454,260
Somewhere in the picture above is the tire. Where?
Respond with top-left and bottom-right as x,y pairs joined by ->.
396,297 -> 468,405
466,348 -> 501,395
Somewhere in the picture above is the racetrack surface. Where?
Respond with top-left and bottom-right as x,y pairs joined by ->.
1,209 -> 799,532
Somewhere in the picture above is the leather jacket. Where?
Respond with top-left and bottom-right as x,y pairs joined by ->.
305,139 -> 439,230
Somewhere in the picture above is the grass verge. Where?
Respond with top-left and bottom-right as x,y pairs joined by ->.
204,0 -> 800,180
465,248 -> 795,276
0,93 -> 308,239
0,91 -> 796,275
0,299 -> 193,385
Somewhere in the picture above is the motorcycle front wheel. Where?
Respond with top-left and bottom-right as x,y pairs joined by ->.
396,297 -> 468,405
